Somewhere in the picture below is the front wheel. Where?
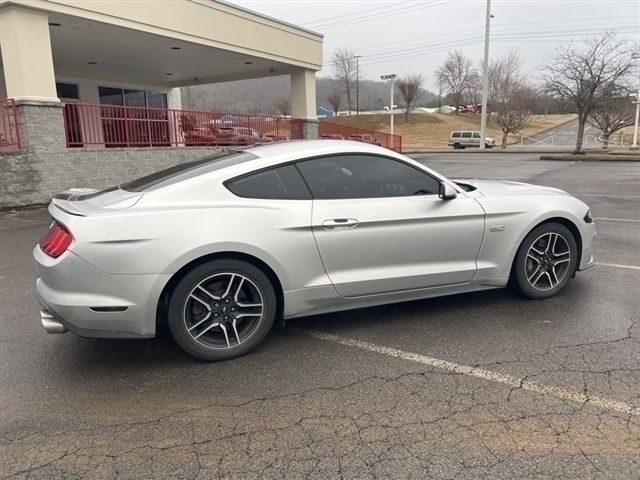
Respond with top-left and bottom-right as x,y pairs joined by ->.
168,259 -> 276,361
511,223 -> 578,299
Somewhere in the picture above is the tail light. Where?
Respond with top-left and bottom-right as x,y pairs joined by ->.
40,222 -> 73,258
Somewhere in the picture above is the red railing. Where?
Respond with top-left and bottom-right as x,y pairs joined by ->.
0,98 -> 21,151
319,120 -> 402,152
61,103 -> 403,151
63,103 -> 300,148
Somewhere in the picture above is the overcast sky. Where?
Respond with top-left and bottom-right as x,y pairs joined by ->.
231,0 -> 639,90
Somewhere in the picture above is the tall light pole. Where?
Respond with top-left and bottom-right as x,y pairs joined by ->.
354,54 -> 362,115
381,74 -> 397,135
479,0 -> 492,150
632,52 -> 640,149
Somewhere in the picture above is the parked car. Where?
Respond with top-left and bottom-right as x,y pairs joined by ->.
216,126 -> 264,146
449,131 -> 495,149
36,141 -> 595,361
348,133 -> 381,146
263,134 -> 289,142
183,127 -> 217,146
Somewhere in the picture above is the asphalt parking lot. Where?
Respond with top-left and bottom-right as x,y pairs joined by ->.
1,153 -> 639,479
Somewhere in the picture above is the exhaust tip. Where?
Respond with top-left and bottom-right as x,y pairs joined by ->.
40,309 -> 68,334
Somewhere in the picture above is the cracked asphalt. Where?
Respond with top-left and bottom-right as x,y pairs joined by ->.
1,153 -> 639,479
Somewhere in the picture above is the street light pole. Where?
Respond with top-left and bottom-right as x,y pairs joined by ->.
479,0 -> 492,150
632,53 -> 640,149
381,74 -> 397,135
354,55 -> 362,115
633,89 -> 639,149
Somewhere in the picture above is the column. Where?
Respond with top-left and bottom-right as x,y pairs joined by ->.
1,7 -> 58,102
290,69 -> 318,139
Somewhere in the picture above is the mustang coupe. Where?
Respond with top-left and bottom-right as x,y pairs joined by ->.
35,141 -> 596,360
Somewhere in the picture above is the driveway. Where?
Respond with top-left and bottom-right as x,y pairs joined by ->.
1,153 -> 639,479
520,118 -> 604,149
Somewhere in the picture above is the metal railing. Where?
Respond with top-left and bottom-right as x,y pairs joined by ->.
319,121 -> 402,151
0,98 -> 21,151
62,103 -> 300,148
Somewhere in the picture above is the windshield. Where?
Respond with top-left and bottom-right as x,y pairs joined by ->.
120,150 -> 258,192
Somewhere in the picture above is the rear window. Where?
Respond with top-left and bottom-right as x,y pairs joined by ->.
227,164 -> 311,200
451,132 -> 461,138
120,150 -> 257,192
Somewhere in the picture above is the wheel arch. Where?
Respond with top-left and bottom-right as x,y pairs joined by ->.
509,216 -> 583,281
155,251 -> 284,332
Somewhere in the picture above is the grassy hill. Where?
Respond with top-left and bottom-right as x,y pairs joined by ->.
323,113 -> 576,149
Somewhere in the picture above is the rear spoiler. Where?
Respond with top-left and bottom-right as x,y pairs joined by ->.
50,187 -> 143,217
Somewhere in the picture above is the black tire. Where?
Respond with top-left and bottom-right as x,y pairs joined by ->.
453,142 -> 462,150
168,259 -> 277,361
511,222 -> 578,299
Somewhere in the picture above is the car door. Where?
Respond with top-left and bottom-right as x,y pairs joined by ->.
461,131 -> 473,147
296,154 -> 485,297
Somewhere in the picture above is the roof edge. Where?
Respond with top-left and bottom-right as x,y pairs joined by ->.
212,0 -> 324,39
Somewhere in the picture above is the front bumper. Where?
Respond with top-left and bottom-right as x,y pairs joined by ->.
34,245 -> 170,338
577,221 -> 597,271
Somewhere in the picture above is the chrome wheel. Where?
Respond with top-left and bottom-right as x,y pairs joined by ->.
183,273 -> 263,349
525,232 -> 571,291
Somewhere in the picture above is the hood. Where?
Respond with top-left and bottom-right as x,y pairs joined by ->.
454,179 -> 569,197
51,187 -> 143,216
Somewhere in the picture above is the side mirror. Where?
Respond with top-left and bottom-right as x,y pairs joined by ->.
439,182 -> 458,200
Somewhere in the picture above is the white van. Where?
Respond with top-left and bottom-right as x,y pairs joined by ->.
448,131 -> 495,149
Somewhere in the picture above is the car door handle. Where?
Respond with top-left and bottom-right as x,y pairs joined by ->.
322,218 -> 359,230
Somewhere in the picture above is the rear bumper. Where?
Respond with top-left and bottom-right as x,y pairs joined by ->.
34,245 -> 170,338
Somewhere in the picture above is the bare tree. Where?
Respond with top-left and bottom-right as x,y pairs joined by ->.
327,90 -> 343,115
494,84 -> 537,148
332,48 -> 357,115
464,68 -> 482,112
543,33 -> 634,153
274,97 -> 290,116
436,50 -> 473,113
396,74 -> 425,121
485,51 -> 534,147
589,84 -> 635,148
488,50 -> 522,107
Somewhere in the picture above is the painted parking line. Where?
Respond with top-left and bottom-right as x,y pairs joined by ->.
594,217 -> 640,223
302,330 -> 639,417
597,263 -> 640,271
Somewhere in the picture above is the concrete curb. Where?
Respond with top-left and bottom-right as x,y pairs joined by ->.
539,154 -> 640,162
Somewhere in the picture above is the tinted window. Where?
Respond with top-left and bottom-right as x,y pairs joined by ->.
452,132 -> 461,138
120,151 -> 257,192
461,132 -> 472,138
56,83 -> 79,100
227,164 -> 311,200
296,155 -> 440,200
472,132 -> 481,138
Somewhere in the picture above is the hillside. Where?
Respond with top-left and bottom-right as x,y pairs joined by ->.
181,76 -> 437,114
324,113 -> 577,148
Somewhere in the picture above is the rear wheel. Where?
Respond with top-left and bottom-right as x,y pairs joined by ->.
168,259 -> 276,361
511,223 -> 577,299
453,142 -> 462,149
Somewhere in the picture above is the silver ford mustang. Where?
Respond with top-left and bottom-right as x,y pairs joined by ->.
34,140 -> 596,360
